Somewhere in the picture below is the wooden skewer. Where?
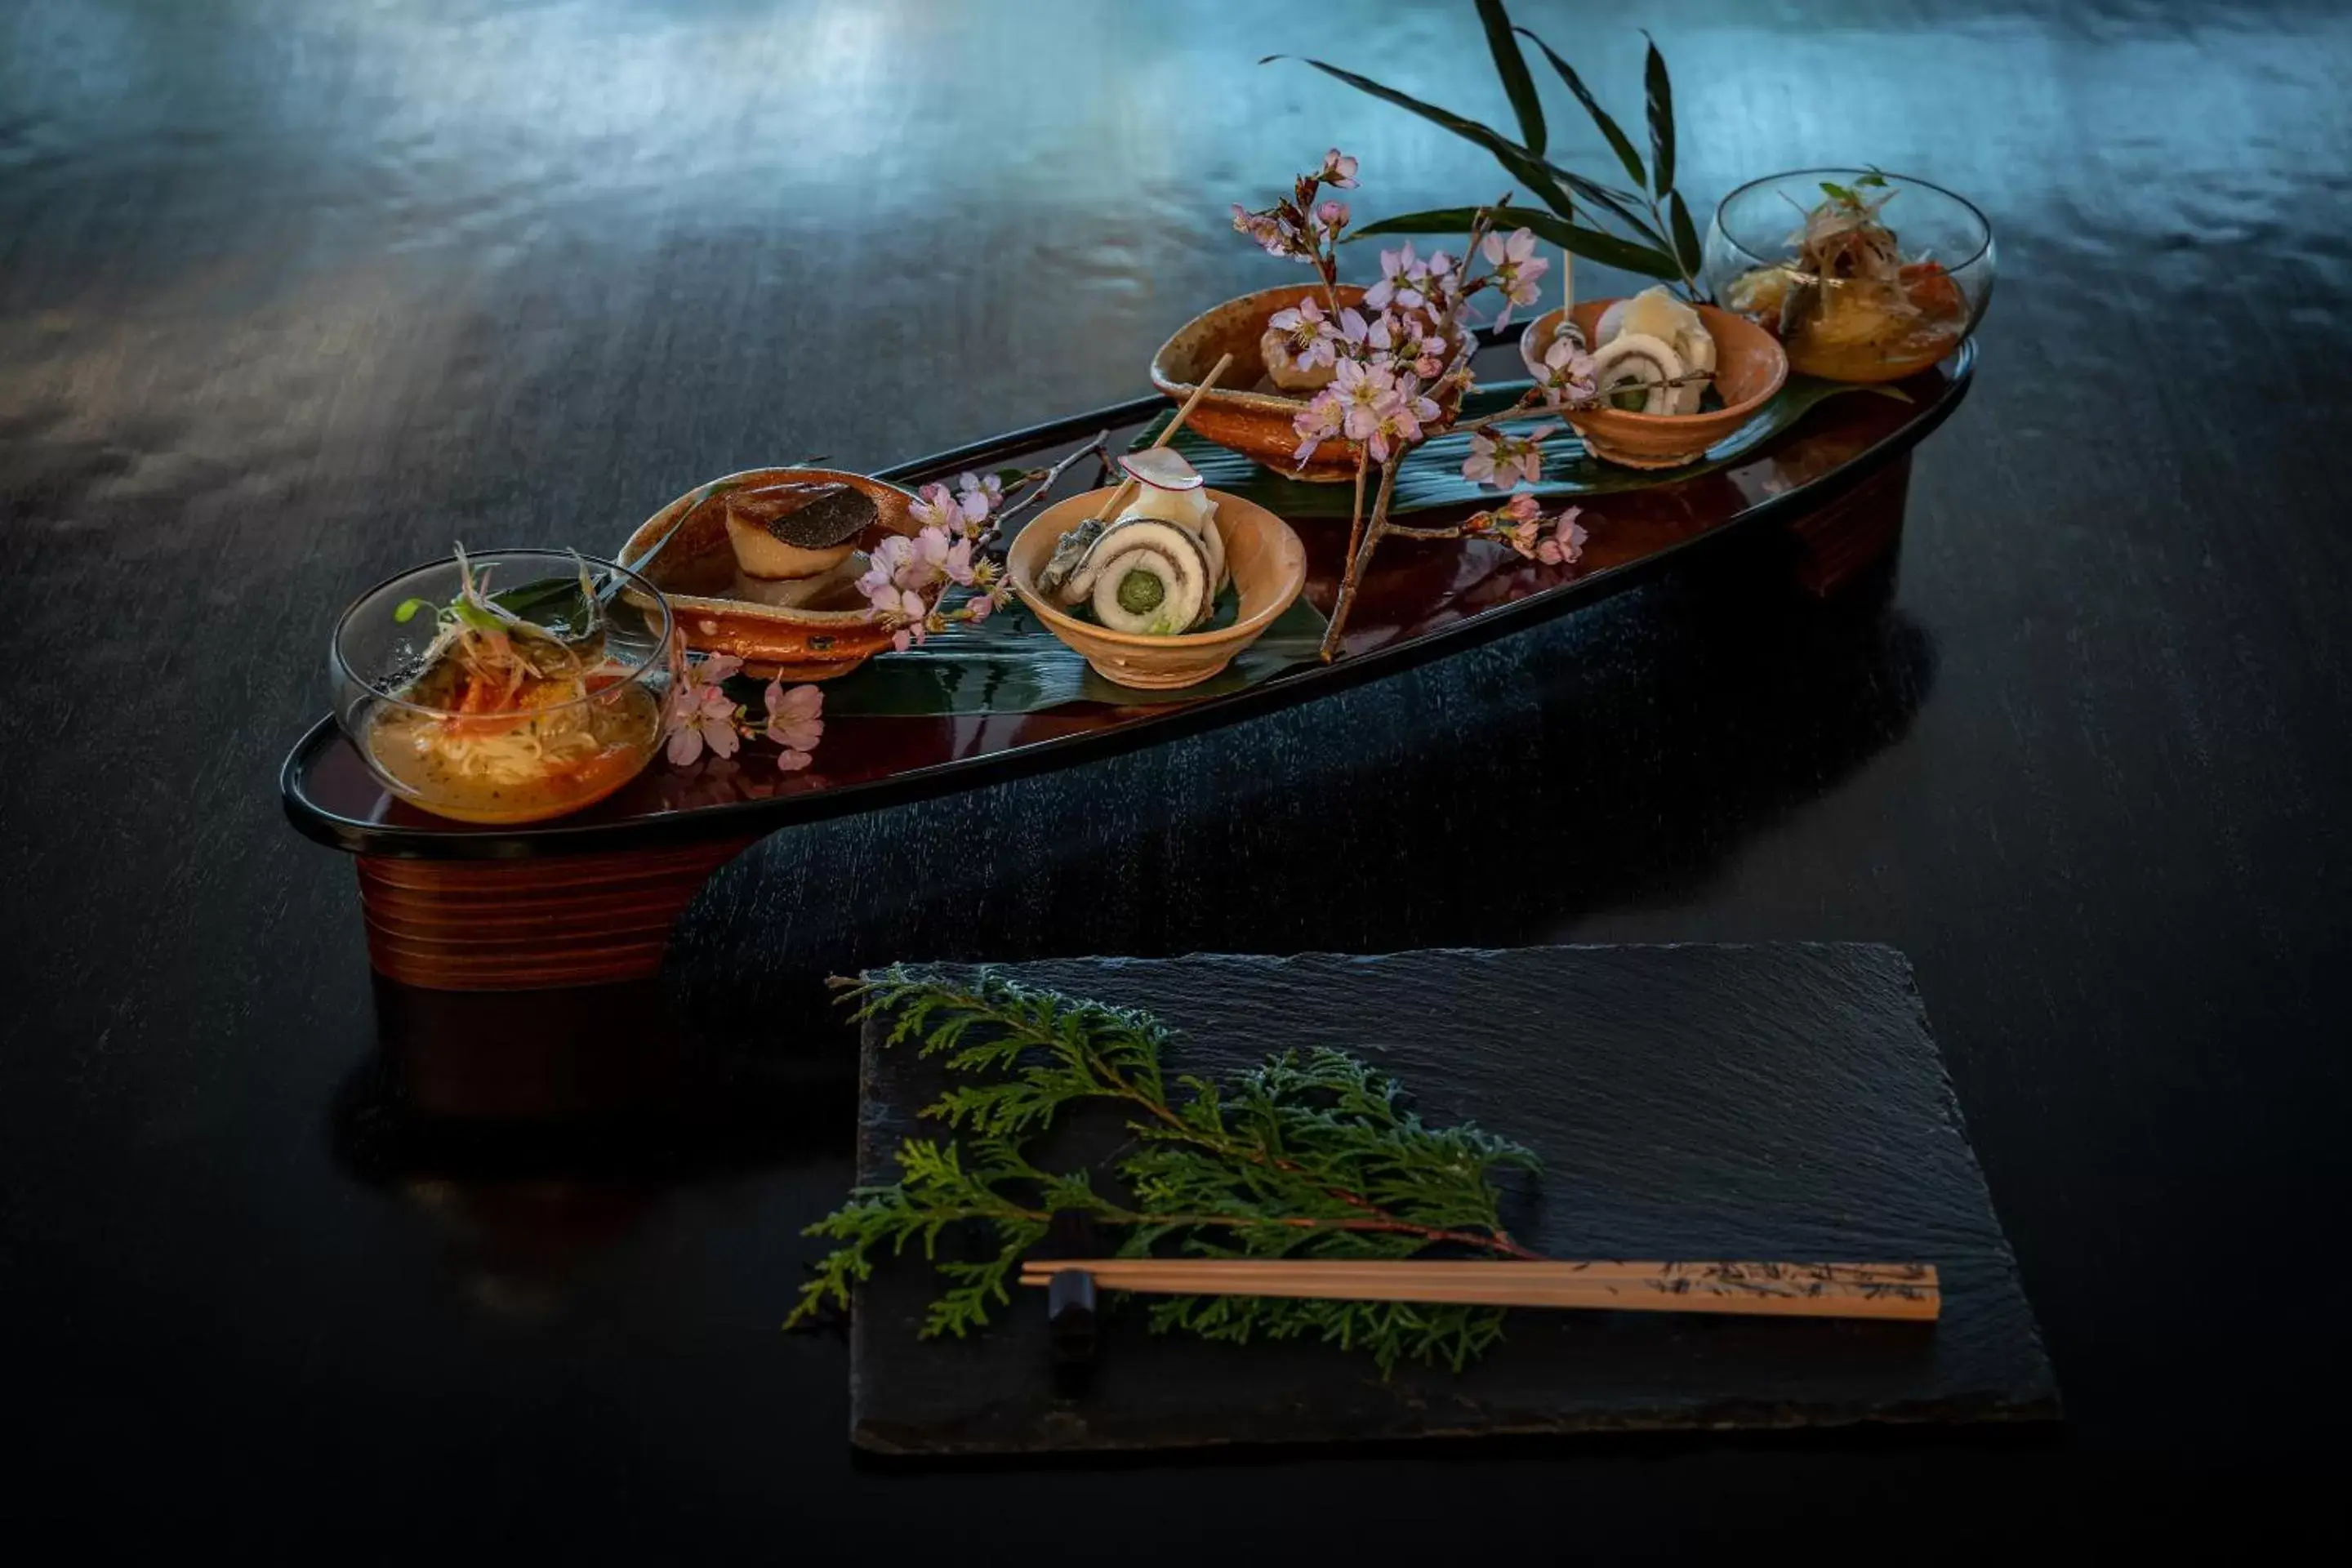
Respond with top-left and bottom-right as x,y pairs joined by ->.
1094,350 -> 1232,520
1016,1259 -> 1940,1323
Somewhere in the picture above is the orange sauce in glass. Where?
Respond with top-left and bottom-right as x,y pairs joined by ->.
1782,263 -> 1968,384
364,676 -> 662,824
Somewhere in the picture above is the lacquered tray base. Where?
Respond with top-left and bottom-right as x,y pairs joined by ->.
1788,452 -> 1910,597
341,466 -> 1914,991
356,838 -> 755,991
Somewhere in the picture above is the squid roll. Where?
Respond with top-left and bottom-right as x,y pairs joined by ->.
1081,519 -> 1210,635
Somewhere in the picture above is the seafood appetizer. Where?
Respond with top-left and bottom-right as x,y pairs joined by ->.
1584,286 -> 1719,415
1036,450 -> 1231,635
1519,293 -> 1788,470
618,467 -> 929,682
355,548 -> 666,823
719,479 -> 880,609
1722,172 -> 1976,383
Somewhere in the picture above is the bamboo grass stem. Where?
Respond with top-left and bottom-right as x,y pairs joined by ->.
1097,351 -> 1232,522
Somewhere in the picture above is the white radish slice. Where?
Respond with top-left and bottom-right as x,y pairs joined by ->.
1595,298 -> 1630,346
1672,324 -> 1717,414
1197,507 -> 1227,601
1118,448 -> 1205,492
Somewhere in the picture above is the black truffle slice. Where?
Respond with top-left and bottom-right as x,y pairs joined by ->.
733,482 -> 880,549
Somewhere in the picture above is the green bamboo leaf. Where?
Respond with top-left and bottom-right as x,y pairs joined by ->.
816,594 -> 1329,717
1642,32 -> 1675,197
1357,204 -> 1677,279
1668,189 -> 1704,278
1128,376 -> 1909,522
1515,25 -> 1646,193
1474,0 -> 1545,157
1267,56 -> 1575,217
1543,163 -> 1668,247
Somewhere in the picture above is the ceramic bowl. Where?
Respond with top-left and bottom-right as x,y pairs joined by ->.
1517,301 -> 1789,470
1007,487 -> 1307,690
1150,283 -> 1463,484
618,467 -> 922,680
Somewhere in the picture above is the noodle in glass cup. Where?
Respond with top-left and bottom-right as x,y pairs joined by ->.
331,549 -> 675,824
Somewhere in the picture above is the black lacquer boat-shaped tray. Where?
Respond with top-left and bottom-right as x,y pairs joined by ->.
283,346 -> 1972,990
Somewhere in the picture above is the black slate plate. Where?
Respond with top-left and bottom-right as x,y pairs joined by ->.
848,945 -> 2057,1456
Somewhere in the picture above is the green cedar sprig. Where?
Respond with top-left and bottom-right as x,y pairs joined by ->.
786,967 -> 1544,1374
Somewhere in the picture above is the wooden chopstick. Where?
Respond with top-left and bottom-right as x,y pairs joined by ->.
1017,1259 -> 1940,1322
1093,351 -> 1232,521
1023,1259 -> 1933,1287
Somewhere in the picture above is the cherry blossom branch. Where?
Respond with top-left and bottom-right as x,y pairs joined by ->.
1343,448 -> 1370,570
1319,452 -> 1400,663
1238,158 -> 1597,658
863,434 -> 1116,648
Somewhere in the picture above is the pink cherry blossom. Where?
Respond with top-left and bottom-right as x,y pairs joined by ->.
1291,387 -> 1347,466
1365,242 -> 1428,313
662,653 -> 743,767
1478,228 -> 1551,327
1332,356 -> 1396,441
1463,424 -> 1557,491
1316,198 -> 1350,237
1540,334 -> 1599,407
1268,295 -> 1338,371
1535,507 -> 1588,566
911,482 -> 964,532
664,673 -> 742,768
1320,148 -> 1359,189
954,470 -> 1003,522
1363,374 -> 1441,461
1232,203 -> 1289,256
763,679 -> 824,770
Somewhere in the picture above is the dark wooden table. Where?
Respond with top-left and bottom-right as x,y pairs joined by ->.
5,0 -> 2347,1550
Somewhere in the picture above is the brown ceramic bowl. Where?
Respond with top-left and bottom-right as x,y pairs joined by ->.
1007,487 -> 1307,691
1150,283 -> 1463,484
1518,301 -> 1788,470
618,467 -> 921,680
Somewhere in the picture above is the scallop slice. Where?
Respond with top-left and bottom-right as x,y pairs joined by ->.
1082,519 -> 1208,635
1588,332 -> 1687,416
